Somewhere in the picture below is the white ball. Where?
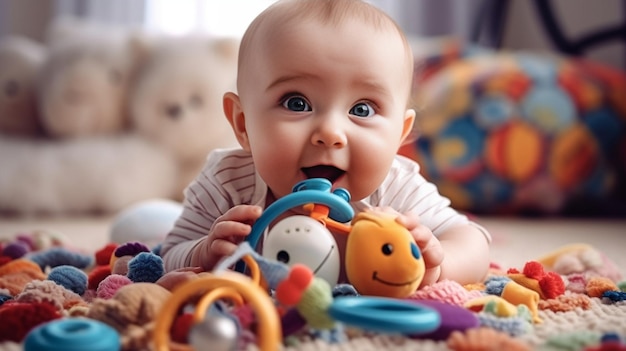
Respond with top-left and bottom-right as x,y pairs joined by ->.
109,199 -> 183,248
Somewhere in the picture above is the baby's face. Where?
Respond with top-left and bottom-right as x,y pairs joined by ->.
236,17 -> 414,200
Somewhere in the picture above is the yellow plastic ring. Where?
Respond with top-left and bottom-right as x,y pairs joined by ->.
152,271 -> 281,351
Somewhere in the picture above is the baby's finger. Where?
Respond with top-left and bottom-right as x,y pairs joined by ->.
210,238 -> 240,257
217,205 -> 263,225
211,220 -> 252,241
410,224 -> 434,247
420,239 -> 444,267
394,210 -> 420,231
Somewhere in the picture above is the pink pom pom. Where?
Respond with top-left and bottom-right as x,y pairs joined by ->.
96,274 -> 132,299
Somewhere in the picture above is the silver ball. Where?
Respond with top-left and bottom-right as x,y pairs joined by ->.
189,314 -> 238,351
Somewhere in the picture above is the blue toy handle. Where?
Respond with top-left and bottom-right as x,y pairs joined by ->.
235,178 -> 354,273
24,319 -> 120,351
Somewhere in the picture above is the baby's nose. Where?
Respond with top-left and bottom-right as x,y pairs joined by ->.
312,115 -> 347,148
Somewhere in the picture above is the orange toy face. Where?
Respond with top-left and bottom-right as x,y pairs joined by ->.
345,212 -> 425,298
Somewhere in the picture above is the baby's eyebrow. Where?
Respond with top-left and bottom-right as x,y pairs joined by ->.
266,73 -> 318,92
352,79 -> 393,101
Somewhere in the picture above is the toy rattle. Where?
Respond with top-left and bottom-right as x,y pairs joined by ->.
152,179 -> 436,350
153,246 -> 440,351
153,255 -> 282,351
239,178 -> 426,298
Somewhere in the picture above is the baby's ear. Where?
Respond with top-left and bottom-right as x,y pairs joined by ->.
223,92 -> 250,151
401,108 -> 416,143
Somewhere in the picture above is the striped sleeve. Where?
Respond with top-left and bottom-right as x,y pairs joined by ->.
161,148 -> 266,271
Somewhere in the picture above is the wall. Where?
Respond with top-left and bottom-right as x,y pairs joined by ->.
1,0 -> 624,68
502,0 -> 624,69
0,0 -> 53,42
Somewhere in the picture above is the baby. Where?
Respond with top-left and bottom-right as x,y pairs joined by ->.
161,0 -> 491,287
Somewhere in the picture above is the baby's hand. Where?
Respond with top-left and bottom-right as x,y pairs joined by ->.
393,210 -> 444,287
192,205 -> 263,271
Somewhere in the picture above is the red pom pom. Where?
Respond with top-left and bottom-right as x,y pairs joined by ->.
88,265 -> 112,290
539,271 -> 566,299
170,313 -> 195,343
95,243 -> 118,266
0,301 -> 61,342
275,264 -> 313,306
522,261 -> 545,280
0,255 -> 12,267
506,268 -> 520,274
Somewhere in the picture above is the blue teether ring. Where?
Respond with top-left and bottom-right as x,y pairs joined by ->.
236,178 -> 354,273
24,319 -> 121,351
328,296 -> 441,334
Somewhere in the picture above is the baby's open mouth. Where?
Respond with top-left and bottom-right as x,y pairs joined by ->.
301,165 -> 345,184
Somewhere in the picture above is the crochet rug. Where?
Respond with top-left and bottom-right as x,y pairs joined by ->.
284,298 -> 626,350
1,230 -> 625,351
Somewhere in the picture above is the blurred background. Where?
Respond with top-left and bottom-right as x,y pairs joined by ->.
1,0 -> 624,68
0,0 -> 625,218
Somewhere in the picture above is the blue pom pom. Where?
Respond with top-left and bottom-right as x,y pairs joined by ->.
48,265 -> 88,295
127,252 -> 164,283
28,247 -> 93,270
484,276 -> 511,296
603,290 -> 626,302
0,293 -> 12,306
600,332 -> 622,343
151,243 -> 162,257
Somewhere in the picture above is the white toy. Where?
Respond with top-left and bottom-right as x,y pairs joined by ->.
0,134 -> 178,216
262,215 -> 341,285
109,199 -> 183,248
37,18 -> 134,138
129,35 -> 240,198
0,35 -> 46,137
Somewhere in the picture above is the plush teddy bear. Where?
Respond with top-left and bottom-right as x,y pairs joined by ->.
129,35 -> 240,198
0,35 -> 46,137
37,18 -> 135,139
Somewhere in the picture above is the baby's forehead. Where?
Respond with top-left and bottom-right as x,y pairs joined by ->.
259,1 -> 403,38
238,0 -> 414,89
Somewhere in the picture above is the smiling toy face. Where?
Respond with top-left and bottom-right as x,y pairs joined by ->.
345,212 -> 425,298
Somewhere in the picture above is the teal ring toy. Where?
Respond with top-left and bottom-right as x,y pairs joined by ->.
24,319 -> 120,351
235,178 -> 354,273
328,296 -> 441,334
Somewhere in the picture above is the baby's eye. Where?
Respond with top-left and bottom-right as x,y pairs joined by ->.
282,95 -> 311,112
349,102 -> 375,118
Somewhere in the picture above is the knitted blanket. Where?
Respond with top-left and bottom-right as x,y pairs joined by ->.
0,230 -> 625,351
284,298 -> 626,351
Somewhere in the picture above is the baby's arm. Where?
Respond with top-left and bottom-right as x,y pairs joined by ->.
396,211 -> 490,286
435,223 -> 491,285
189,205 -> 263,271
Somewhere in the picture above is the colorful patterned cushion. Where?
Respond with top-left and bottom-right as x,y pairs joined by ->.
400,39 -> 626,215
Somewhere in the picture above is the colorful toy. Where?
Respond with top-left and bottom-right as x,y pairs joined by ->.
241,178 -> 425,298
154,246 -> 440,351
346,211 -> 425,298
